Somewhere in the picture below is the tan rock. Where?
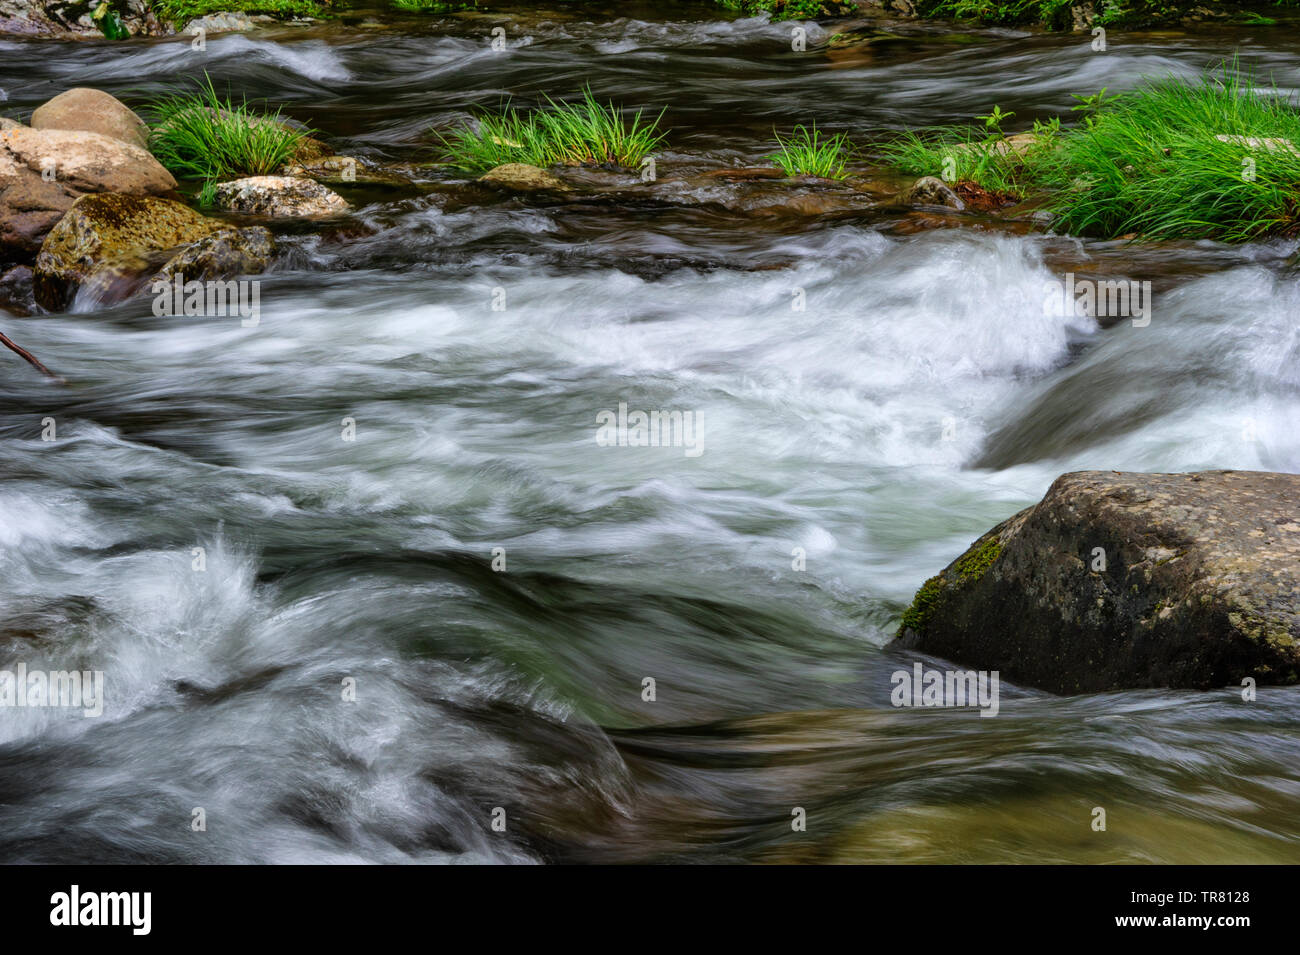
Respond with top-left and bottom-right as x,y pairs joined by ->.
477,163 -> 571,193
214,175 -> 348,217
0,126 -> 176,257
31,88 -> 150,150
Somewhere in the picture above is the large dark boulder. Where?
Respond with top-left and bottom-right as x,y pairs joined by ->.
894,470 -> 1300,693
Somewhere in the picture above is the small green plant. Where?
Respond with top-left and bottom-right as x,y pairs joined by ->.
1069,87 -> 1125,127
879,117 -> 1040,196
438,88 -> 666,174
976,105 -> 1015,138
93,2 -> 131,39
147,73 -> 310,189
767,124 -> 853,179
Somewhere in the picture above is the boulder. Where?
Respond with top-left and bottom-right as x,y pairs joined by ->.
900,175 -> 965,211
33,193 -> 226,310
181,11 -> 255,34
478,163 -> 571,193
214,175 -> 348,217
0,126 -> 177,258
31,88 -> 149,150
894,470 -> 1300,693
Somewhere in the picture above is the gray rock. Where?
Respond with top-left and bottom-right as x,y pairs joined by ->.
153,225 -> 274,285
214,175 -> 349,217
894,470 -> 1300,693
901,175 -> 965,211
181,11 -> 255,35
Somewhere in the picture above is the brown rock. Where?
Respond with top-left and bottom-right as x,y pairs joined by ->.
0,126 -> 176,258
33,194 -> 220,310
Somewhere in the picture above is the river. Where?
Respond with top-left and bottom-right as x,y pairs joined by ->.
0,3 -> 1298,863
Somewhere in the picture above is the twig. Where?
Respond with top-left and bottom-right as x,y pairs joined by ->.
0,329 -> 64,384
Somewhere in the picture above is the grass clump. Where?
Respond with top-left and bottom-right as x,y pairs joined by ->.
882,64 -> 1300,241
438,88 -> 666,174
147,74 -> 311,196
767,124 -> 854,178
1036,66 -> 1300,241
150,0 -> 323,24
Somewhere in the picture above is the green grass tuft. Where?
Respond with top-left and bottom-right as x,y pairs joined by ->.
1035,64 -> 1300,241
767,124 -> 854,179
146,73 -> 311,190
438,88 -> 666,174
882,63 -> 1300,241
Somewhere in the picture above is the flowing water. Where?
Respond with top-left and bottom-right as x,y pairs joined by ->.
1,4 -> 1299,863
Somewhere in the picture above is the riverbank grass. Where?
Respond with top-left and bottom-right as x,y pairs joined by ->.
1039,70 -> 1300,241
768,125 -> 853,178
147,76 -> 310,192
439,89 -> 666,173
150,0 -> 323,24
884,66 -> 1300,241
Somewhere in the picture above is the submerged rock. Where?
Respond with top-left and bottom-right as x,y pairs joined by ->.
30,88 -> 149,150
281,155 -> 415,191
152,225 -> 275,285
894,470 -> 1300,693
215,175 -> 349,217
33,193 -> 270,310
478,163 -> 572,193
0,125 -> 177,258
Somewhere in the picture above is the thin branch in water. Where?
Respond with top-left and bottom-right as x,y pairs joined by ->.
0,329 -> 65,384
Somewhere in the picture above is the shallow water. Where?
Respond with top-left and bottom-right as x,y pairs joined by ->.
1,5 -> 1298,863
